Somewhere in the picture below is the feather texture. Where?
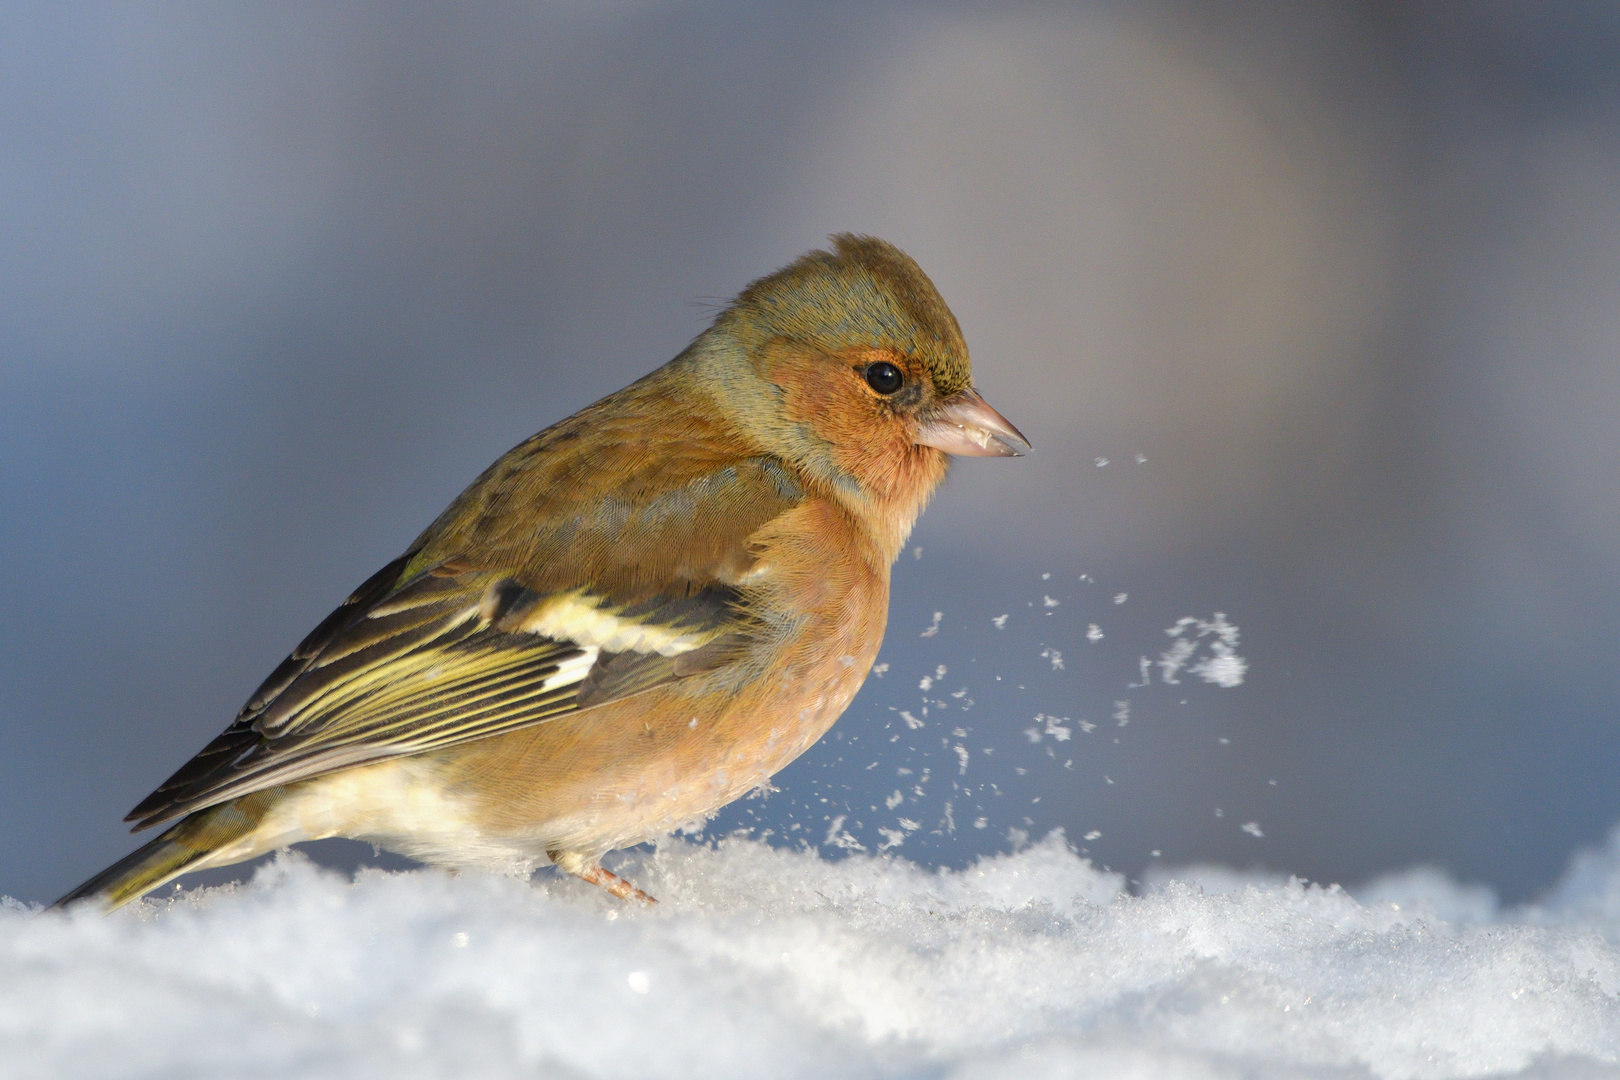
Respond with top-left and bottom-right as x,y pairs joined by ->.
126,454 -> 776,831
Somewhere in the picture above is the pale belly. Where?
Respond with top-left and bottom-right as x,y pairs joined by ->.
190,756 -> 549,875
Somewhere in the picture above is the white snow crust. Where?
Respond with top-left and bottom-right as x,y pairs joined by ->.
8,830 -> 1620,1080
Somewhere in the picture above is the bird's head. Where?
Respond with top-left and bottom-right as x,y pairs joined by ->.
690,235 -> 1028,520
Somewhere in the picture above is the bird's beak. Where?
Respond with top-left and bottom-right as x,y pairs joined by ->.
915,388 -> 1031,457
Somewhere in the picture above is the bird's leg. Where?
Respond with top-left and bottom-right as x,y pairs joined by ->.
549,849 -> 658,905
576,864 -> 659,905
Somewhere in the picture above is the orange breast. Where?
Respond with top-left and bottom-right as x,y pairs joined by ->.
432,497 -> 890,856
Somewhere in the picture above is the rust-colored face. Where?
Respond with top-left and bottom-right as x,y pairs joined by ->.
756,343 -> 946,500
757,339 -> 1029,495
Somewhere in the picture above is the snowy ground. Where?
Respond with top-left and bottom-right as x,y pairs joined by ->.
7,832 -> 1620,1079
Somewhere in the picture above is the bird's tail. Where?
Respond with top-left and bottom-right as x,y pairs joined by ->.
50,802 -> 262,912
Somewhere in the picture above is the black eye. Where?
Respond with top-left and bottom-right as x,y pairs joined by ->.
864,361 -> 904,395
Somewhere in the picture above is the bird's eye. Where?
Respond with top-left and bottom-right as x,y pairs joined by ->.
864,361 -> 904,395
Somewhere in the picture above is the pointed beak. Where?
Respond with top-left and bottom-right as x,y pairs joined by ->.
915,388 -> 1031,458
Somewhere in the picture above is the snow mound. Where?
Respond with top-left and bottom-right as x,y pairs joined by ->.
6,832 -> 1620,1079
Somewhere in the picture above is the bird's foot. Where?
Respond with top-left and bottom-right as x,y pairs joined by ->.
550,850 -> 658,905
576,864 -> 658,905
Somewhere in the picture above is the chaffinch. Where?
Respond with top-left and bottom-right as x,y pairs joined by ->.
54,234 -> 1028,910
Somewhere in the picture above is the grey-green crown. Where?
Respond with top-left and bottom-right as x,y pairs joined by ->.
724,234 -> 973,398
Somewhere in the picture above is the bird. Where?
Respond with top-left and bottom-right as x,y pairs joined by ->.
52,234 -> 1029,911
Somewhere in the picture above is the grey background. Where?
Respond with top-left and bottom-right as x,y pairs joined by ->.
6,1 -> 1620,903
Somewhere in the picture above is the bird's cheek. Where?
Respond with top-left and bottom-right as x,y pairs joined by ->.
756,343 -> 833,416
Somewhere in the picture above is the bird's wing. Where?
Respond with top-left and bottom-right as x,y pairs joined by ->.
127,431 -> 804,831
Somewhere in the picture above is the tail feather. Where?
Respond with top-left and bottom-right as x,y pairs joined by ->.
50,803 -> 261,912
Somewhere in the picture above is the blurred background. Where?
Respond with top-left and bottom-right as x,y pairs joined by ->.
6,1 -> 1620,904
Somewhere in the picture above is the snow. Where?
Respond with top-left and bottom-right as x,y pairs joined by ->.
7,832 -> 1620,1078
1159,614 -> 1249,688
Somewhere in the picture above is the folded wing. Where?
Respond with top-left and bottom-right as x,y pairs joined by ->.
127,441 -> 803,831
